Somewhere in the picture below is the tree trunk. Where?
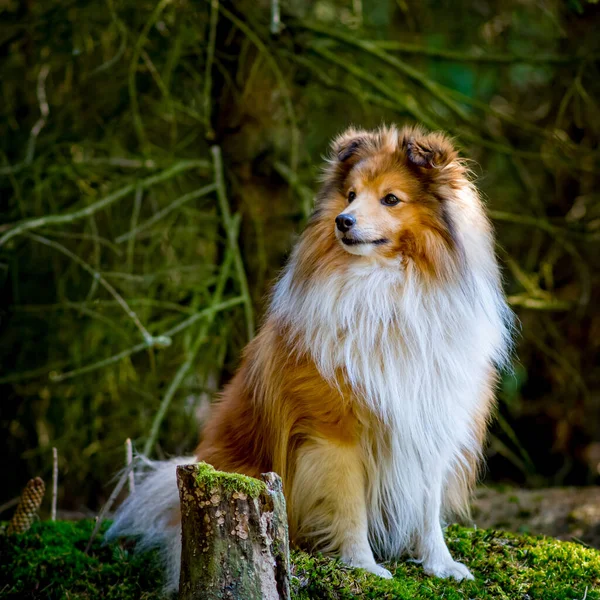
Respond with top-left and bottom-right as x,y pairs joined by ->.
177,462 -> 291,600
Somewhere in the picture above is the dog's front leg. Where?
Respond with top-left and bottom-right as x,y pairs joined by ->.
415,471 -> 474,581
289,436 -> 392,579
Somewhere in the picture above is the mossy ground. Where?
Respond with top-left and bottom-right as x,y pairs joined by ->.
0,520 -> 162,599
1,521 -> 598,599
292,526 -> 600,599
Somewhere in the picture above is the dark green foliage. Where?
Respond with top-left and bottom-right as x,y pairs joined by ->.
1,522 -> 599,599
0,520 -> 162,599
1,0 -> 599,512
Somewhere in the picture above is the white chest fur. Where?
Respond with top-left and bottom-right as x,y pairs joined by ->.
273,254 -> 511,557
274,257 -> 506,412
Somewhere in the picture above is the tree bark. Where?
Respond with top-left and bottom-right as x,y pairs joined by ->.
177,463 -> 290,600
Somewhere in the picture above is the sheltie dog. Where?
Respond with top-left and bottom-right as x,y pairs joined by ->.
107,125 -> 512,592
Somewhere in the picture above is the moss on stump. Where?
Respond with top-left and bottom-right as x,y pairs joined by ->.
0,521 -> 599,599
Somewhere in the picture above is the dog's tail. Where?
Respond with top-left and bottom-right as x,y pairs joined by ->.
105,455 -> 195,594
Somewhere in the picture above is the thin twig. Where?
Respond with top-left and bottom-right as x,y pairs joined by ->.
211,146 -> 254,339
522,321 -> 589,405
273,161 -> 314,220
489,210 -> 592,307
300,22 -> 471,122
490,210 -> 579,237
371,40 -> 597,64
359,32 -> 590,165
492,211 -> 592,306
115,183 -> 216,243
140,50 -> 171,101
139,48 -> 178,145
488,435 -> 533,477
296,22 -> 548,160
129,0 -> 172,150
126,185 -> 143,272
76,157 -> 158,169
0,162 -> 26,176
142,216 -> 239,457
51,447 -> 58,521
85,458 -> 138,554
203,0 -> 219,140
91,0 -> 128,75
125,438 -> 134,494
308,42 -> 437,129
38,229 -> 123,256
85,214 -> 101,301
0,361 -> 70,385
25,65 -> 50,165
0,159 -> 208,247
25,233 -> 161,346
510,291 -> 569,313
69,305 -> 131,338
495,413 -> 536,474
285,49 -> 422,123
49,296 -> 244,382
0,497 -> 20,515
270,0 -> 281,35
219,4 -> 299,173
13,298 -> 198,315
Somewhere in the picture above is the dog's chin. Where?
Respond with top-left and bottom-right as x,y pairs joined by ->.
339,240 -> 375,256
336,234 -> 388,256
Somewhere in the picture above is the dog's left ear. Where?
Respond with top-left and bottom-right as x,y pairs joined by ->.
323,128 -> 375,190
337,138 -> 364,162
331,129 -> 373,165
404,131 -> 458,170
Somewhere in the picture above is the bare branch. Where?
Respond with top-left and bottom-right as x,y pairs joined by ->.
25,65 -> 50,165
0,160 -> 208,247
51,447 -> 58,521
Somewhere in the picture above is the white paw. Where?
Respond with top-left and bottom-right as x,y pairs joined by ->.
423,559 -> 474,581
364,563 -> 393,579
342,558 -> 393,579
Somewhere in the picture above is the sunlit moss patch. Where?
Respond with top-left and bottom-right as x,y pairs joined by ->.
1,522 -> 598,599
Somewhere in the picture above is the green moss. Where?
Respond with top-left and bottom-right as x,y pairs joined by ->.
0,520 -> 162,600
193,461 -> 267,499
1,522 -> 599,599
291,525 -> 600,600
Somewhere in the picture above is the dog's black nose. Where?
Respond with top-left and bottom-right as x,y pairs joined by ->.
336,213 -> 356,233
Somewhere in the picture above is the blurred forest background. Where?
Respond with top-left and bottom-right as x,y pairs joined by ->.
0,0 -> 599,515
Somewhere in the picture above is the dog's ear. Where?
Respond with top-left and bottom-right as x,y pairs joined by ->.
321,129 -> 375,192
336,137 -> 364,162
330,128 -> 374,165
404,131 -> 458,170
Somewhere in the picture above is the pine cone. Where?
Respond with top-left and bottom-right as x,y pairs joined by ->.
7,477 -> 46,535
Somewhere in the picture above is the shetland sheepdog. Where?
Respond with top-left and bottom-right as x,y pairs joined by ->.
107,125 -> 512,591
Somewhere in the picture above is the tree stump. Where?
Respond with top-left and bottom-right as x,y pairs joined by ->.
176,462 -> 291,600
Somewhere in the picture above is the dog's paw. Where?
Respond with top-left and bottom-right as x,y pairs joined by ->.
343,558 -> 393,579
423,559 -> 474,581
364,563 -> 394,579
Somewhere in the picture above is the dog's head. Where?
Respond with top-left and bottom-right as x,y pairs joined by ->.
316,125 -> 475,280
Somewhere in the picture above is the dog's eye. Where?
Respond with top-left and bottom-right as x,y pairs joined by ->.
381,193 -> 401,207
348,191 -> 356,203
